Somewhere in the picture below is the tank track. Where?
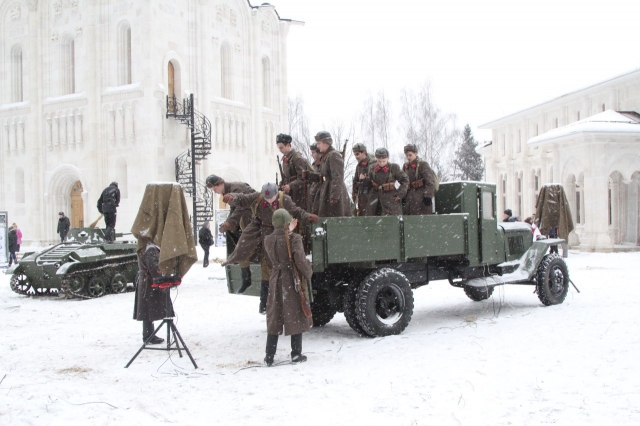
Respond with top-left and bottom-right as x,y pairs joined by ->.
58,259 -> 138,299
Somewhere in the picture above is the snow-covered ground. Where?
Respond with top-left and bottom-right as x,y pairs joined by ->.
1,249 -> 639,425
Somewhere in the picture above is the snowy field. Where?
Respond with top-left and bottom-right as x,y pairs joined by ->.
1,249 -> 639,425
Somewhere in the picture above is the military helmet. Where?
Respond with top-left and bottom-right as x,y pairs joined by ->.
375,148 -> 389,158
206,174 -> 223,188
261,182 -> 278,198
272,209 -> 293,229
314,131 -> 333,144
310,143 -> 320,153
352,142 -> 367,153
404,144 -> 418,154
276,133 -> 292,144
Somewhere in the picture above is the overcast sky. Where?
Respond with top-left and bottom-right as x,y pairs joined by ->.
268,0 -> 640,143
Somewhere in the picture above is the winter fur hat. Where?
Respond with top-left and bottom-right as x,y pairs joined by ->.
276,133 -> 292,144
404,144 -> 418,154
375,148 -> 389,158
314,131 -> 333,145
261,182 -> 278,198
352,143 -> 367,153
206,174 -> 224,188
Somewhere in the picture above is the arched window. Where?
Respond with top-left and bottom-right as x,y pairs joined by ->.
11,45 -> 24,103
15,168 -> 25,203
220,42 -> 232,99
60,36 -> 75,95
116,157 -> 128,198
168,61 -> 175,97
118,22 -> 132,85
262,56 -> 271,108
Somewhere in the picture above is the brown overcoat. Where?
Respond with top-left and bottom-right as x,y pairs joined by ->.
352,154 -> 376,216
314,147 -> 352,217
223,182 -> 255,231
534,184 -> 575,240
133,244 -> 174,322
403,158 -> 438,215
363,163 -> 409,216
225,191 -> 311,279
307,159 -> 322,213
282,150 -> 310,211
264,229 -> 313,335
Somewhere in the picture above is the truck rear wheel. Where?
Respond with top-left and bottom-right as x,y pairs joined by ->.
343,283 -> 373,337
356,268 -> 414,337
536,253 -> 569,306
311,289 -> 336,327
463,285 -> 494,301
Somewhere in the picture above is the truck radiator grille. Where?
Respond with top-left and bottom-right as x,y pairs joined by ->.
508,236 -> 524,256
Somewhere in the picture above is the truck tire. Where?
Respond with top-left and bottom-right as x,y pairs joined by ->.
536,253 -> 569,306
356,268 -> 414,337
463,285 -> 494,301
311,289 -> 336,327
343,283 -> 373,337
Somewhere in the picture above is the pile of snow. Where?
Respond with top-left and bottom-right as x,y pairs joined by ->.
1,250 -> 639,424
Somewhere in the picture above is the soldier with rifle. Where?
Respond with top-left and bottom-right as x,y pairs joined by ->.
304,143 -> 323,218
351,143 -> 376,216
206,174 -> 256,293
402,144 -> 439,215
362,148 -> 409,216
263,209 -> 313,366
222,183 -> 318,314
276,134 -> 311,212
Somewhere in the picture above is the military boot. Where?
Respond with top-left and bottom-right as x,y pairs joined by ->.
258,280 -> 269,315
142,320 -> 164,345
237,267 -> 252,294
265,334 -> 278,367
291,334 -> 307,363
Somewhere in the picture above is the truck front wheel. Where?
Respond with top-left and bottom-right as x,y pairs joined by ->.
536,253 -> 569,306
356,268 -> 414,337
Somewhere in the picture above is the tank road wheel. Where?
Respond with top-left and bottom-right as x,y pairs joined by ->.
536,253 -> 570,306
356,268 -> 414,337
10,273 -> 32,295
87,276 -> 106,298
34,287 -> 50,296
110,273 -> 128,294
343,283 -> 373,337
68,276 -> 86,294
463,285 -> 494,302
310,289 -> 336,327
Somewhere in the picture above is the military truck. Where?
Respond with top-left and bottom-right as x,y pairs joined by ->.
6,228 -> 138,299
226,181 -> 571,337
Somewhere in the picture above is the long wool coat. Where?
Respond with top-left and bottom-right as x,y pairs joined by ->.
534,184 -> 575,240
282,150 -> 311,212
264,229 -> 313,335
352,154 -> 376,216
133,244 -> 175,322
307,159 -> 322,213
223,181 -> 255,231
225,191 -> 311,279
363,163 -> 409,216
314,147 -> 352,217
402,158 -> 438,215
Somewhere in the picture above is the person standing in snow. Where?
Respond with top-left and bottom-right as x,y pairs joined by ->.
263,209 -> 313,366
97,182 -> 120,242
57,212 -> 70,243
8,225 -> 18,267
198,221 -> 214,268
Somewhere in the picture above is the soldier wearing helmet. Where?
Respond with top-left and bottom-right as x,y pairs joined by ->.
402,144 -> 439,215
361,148 -> 409,216
351,142 -> 376,216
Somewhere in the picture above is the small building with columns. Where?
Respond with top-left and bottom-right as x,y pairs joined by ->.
0,0 -> 297,246
480,68 -> 640,252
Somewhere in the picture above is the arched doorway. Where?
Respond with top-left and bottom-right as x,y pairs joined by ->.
71,181 -> 84,228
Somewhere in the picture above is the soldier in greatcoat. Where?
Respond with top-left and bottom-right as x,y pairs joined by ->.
276,133 -> 311,212
362,148 -> 409,216
402,144 -> 438,215
206,174 -> 256,290
351,143 -> 376,216
222,183 -> 318,314
309,131 -> 352,217
263,209 -> 313,366
305,143 -> 322,212
131,183 -> 198,345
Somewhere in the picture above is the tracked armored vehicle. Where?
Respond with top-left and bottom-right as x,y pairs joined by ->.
6,228 -> 138,299
226,181 -> 572,337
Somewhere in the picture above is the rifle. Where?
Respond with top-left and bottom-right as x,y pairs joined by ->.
276,172 -> 279,188
341,138 -> 349,159
284,229 -> 312,318
277,155 -> 286,190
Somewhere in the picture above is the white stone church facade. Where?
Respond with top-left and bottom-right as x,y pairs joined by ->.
0,0 -> 295,245
481,68 -> 640,252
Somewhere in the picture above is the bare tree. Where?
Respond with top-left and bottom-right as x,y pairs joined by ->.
325,119 -> 358,194
398,81 -> 461,181
288,95 -> 312,162
375,91 -> 392,150
359,90 -> 393,152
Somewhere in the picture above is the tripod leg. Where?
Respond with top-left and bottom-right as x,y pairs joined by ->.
171,323 -> 198,369
125,320 -> 168,368
167,320 -> 183,358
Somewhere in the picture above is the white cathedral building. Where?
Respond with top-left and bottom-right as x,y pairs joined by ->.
0,0 -> 296,245
481,68 -> 640,252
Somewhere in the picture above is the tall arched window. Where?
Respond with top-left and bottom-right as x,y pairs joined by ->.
61,36 -> 76,95
118,22 -> 132,85
262,56 -> 271,108
168,61 -> 175,97
116,157 -> 128,198
220,42 -> 232,99
15,168 -> 25,203
11,45 -> 24,103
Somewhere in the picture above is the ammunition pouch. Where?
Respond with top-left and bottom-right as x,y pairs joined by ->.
411,179 -> 424,189
306,172 -> 321,183
374,182 -> 395,191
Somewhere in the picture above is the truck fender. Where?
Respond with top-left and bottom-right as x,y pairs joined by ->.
519,238 -> 565,281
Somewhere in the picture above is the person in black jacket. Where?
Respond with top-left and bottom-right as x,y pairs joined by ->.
97,182 -> 120,242
57,212 -> 70,243
198,221 -> 214,268
8,225 -> 18,267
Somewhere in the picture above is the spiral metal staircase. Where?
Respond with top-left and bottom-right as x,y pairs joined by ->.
166,94 -> 213,240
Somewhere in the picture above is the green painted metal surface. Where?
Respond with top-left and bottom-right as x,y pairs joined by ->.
403,214 -> 468,258
225,264 -> 262,297
324,216 -> 402,264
